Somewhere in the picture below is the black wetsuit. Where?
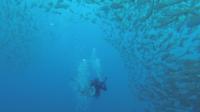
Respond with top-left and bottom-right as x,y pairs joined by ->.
90,78 -> 107,97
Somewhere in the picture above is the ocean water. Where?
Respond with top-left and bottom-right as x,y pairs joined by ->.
0,1 -> 200,112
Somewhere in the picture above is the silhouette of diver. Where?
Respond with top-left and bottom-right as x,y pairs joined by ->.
90,77 -> 107,97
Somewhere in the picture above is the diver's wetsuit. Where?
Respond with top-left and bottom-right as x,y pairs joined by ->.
90,78 -> 107,97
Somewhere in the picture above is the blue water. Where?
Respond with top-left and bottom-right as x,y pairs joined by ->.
0,7 -> 136,112
1,1 -> 200,112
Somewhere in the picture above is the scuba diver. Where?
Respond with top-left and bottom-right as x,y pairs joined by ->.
90,77 -> 107,98
72,48 -> 107,112
74,48 -> 107,99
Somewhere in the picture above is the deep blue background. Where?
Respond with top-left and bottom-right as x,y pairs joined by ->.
0,7 -> 143,112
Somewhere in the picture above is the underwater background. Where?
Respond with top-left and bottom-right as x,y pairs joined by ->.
0,0 -> 200,112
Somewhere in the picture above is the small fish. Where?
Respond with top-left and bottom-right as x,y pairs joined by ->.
54,3 -> 69,10
187,15 -> 200,28
110,3 -> 123,9
55,0 -> 69,10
